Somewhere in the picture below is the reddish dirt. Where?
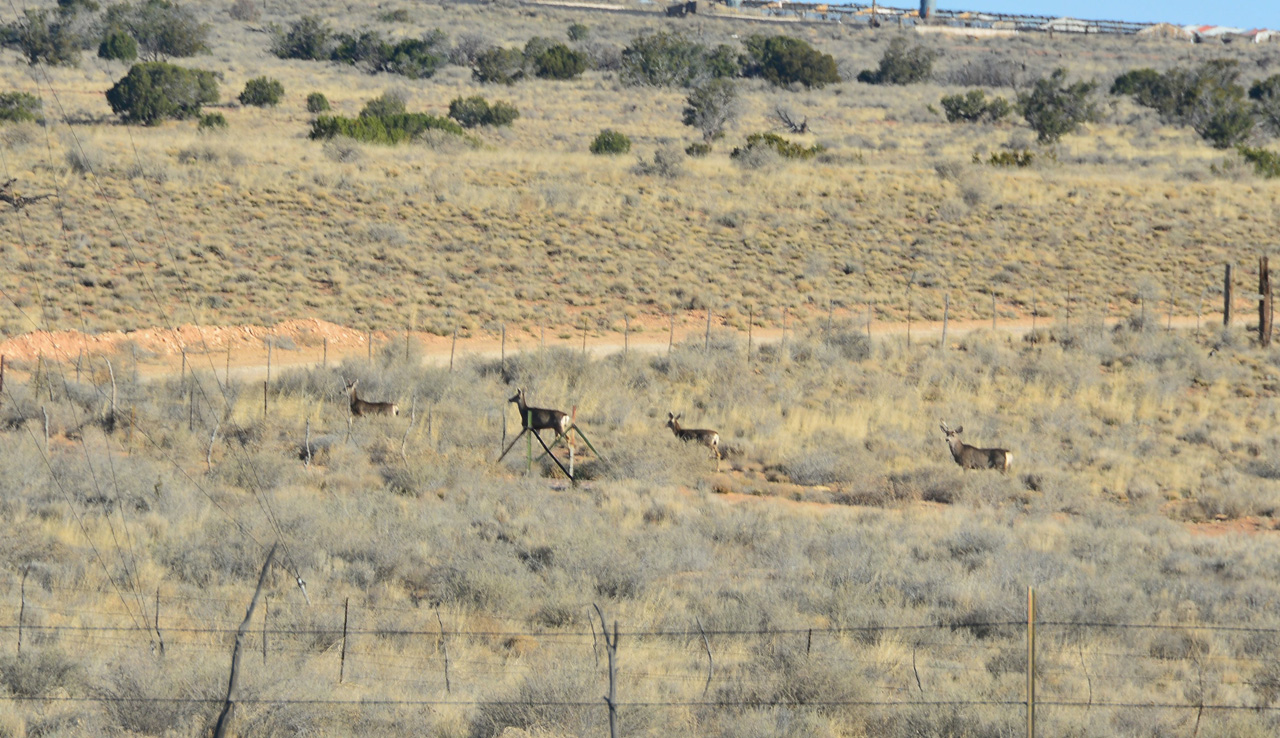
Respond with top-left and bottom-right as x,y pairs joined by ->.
1185,516 -> 1280,536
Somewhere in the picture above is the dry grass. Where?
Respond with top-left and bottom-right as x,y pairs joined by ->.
2,1 -> 1280,735
0,319 -> 1279,735
0,3 -> 1277,340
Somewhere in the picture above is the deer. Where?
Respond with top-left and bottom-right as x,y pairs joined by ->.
509,388 -> 570,440
940,422 -> 1010,473
344,378 -> 398,417
667,412 -> 721,470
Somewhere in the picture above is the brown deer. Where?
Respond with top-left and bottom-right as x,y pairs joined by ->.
667,412 -> 721,469
509,388 -> 570,439
344,378 -> 398,417
940,422 -> 1010,472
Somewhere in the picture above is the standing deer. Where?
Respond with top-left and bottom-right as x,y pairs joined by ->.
667,412 -> 721,469
509,388 -> 570,440
344,378 -> 398,417
940,422 -> 1010,472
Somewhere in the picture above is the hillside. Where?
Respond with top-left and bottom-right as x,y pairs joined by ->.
1,2 -> 1280,737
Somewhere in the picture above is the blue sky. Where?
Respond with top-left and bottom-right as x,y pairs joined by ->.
913,2 -> 1278,29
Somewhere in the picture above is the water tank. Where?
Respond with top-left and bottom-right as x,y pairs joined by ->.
920,0 -> 935,18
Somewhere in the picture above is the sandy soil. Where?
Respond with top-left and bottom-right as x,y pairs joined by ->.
0,312 -> 1224,382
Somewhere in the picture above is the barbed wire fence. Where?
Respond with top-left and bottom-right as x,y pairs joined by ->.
4,577 -> 1280,736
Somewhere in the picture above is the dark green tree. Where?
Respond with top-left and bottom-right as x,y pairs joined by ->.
271,15 -> 331,60
13,9 -> 82,66
744,35 -> 839,89
472,46 -> 525,85
1249,74 -> 1280,136
306,92 -> 330,114
1017,68 -> 1100,143
590,129 -> 630,154
0,92 -> 44,124
447,96 -> 518,128
682,77 -> 739,141
940,89 -> 1012,123
620,31 -> 711,87
238,76 -> 283,107
98,27 -> 138,61
857,36 -> 936,85
360,91 -> 406,118
533,43 -> 587,80
105,61 -> 219,124
103,0 -> 209,61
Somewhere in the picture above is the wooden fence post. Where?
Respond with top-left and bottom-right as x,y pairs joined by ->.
213,543 -> 276,738
624,314 -> 630,358
747,305 -> 753,363
704,307 -> 712,352
435,608 -> 451,693
1224,263 -> 1233,327
500,323 -> 506,375
262,594 -> 268,665
17,567 -> 26,655
155,588 -> 165,656
668,310 -> 675,356
594,604 -> 619,738
940,294 -> 950,351
367,330 -> 373,365
339,597 -> 349,683
1027,586 -> 1037,738
450,327 -> 457,372
1260,256 -> 1272,347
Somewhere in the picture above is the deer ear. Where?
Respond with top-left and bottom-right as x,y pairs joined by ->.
955,426 -> 963,434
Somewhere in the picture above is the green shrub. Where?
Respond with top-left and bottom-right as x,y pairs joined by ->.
589,129 -> 630,155
105,61 -> 219,125
1252,75 -> 1280,136
331,29 -> 446,79
306,91 -> 329,113
360,91 -> 406,118
379,8 -> 410,23
682,77 -> 739,142
13,8 -> 81,66
743,34 -> 840,89
940,89 -> 1012,123
857,36 -> 936,85
0,92 -> 43,124
447,95 -> 519,128
976,149 -> 1036,167
1236,146 -> 1280,178
238,76 -> 282,107
1017,68 -> 1099,143
270,15 -> 331,60
228,0 -> 260,22
1113,60 -> 1255,148
532,43 -> 587,80
685,141 -> 711,157
730,132 -> 824,160
309,113 -> 464,145
103,0 -> 209,60
98,28 -> 138,61
197,111 -> 227,132
620,30 -> 726,87
567,23 -> 588,41
472,46 -> 526,85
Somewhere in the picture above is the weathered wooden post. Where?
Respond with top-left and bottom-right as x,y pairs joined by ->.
339,597 -> 350,683
450,327 -> 457,372
1027,586 -> 1037,738
747,305 -> 753,363
1260,256 -> 1272,347
940,294 -> 950,351
594,604 -> 619,738
1224,263 -> 1233,327
213,543 -> 276,738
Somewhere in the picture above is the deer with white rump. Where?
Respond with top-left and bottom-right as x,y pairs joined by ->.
667,412 -> 721,471
940,422 -> 1010,472
509,388 -> 570,441
344,378 -> 398,417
